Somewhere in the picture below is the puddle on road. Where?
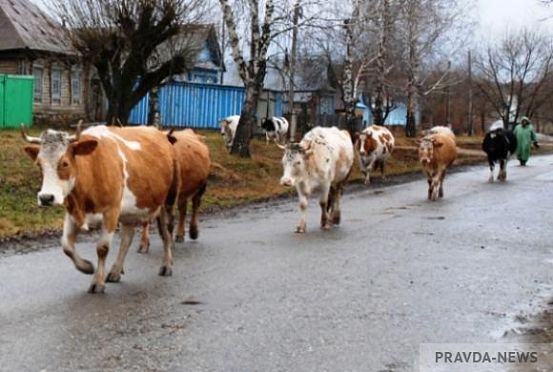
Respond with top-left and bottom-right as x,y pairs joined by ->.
426,216 -> 446,220
501,300 -> 553,371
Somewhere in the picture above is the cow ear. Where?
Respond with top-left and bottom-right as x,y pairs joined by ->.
23,145 -> 40,161
433,140 -> 444,148
71,140 -> 98,156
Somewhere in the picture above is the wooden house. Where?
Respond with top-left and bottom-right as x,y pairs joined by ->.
0,0 -> 92,125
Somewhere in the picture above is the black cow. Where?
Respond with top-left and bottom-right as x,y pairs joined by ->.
482,128 -> 517,182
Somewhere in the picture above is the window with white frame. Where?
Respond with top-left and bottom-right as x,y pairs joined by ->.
51,68 -> 62,104
33,67 -> 43,103
71,70 -> 81,105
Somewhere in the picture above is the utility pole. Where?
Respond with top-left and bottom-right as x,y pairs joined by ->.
287,0 -> 301,141
220,18 -> 225,85
467,50 -> 473,136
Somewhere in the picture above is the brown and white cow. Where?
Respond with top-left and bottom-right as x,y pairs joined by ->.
279,126 -> 354,233
139,129 -> 211,252
426,125 -> 455,142
354,125 -> 395,185
418,131 -> 457,201
22,123 -> 179,293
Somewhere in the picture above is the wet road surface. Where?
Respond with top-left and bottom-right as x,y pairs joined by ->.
2,156 -> 553,371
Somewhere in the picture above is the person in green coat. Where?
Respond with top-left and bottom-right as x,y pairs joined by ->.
513,116 -> 539,166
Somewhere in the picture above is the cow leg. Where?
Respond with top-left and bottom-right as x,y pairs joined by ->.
427,177 -> 432,200
190,183 -> 207,240
138,221 -> 150,253
428,171 -> 439,200
89,211 -> 118,293
157,207 -> 174,276
106,224 -> 135,283
379,160 -> 386,180
498,159 -> 507,181
488,160 -> 495,183
330,185 -> 343,225
61,213 -> 94,275
364,156 -> 377,185
175,195 -> 187,243
430,172 -> 441,201
438,169 -> 447,198
319,184 -> 331,230
266,132 -> 270,144
296,193 -> 308,233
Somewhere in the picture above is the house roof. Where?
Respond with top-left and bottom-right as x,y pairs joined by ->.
161,24 -> 224,73
0,0 -> 73,54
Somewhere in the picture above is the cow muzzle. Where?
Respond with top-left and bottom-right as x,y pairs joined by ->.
38,193 -> 55,207
280,177 -> 293,187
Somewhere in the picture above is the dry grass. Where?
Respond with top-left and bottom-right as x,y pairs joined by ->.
0,128 -> 487,240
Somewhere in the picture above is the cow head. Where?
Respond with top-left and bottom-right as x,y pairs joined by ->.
279,141 -> 314,187
261,118 -> 275,132
417,136 -> 442,165
219,119 -> 234,150
354,130 -> 375,156
22,121 -> 98,207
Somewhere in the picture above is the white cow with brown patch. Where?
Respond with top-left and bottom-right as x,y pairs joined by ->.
354,125 -> 395,185
22,123 -> 179,293
219,115 -> 240,151
418,131 -> 457,201
279,126 -> 354,233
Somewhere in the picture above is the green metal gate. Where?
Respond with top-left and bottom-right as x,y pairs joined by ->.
0,74 -> 34,128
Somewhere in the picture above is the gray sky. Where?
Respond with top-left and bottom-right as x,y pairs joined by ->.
31,0 -> 553,37
474,0 -> 553,40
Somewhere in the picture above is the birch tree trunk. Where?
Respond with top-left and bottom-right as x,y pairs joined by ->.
219,0 -> 274,157
343,18 -> 356,131
372,0 -> 391,126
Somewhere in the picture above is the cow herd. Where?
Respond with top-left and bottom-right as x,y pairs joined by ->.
20,117 -> 522,293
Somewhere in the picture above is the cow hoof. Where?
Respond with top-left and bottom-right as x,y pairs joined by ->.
333,215 -> 341,225
88,283 -> 105,294
295,226 -> 305,234
159,266 -> 173,277
321,223 -> 332,231
189,226 -> 199,240
175,235 -> 185,243
106,272 -> 121,283
488,178 -> 494,183
77,260 -> 95,275
137,241 -> 150,254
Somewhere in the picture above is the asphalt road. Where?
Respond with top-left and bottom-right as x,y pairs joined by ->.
2,156 -> 553,372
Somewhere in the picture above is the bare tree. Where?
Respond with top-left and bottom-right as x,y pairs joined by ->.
475,29 -> 553,128
363,0 -> 402,126
219,0 -> 275,157
397,0 -> 469,136
51,0 -> 206,124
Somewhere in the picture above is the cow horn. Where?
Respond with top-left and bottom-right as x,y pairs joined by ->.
67,120 -> 83,143
276,143 -> 286,150
20,123 -> 42,144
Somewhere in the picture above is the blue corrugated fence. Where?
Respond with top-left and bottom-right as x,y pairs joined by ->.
129,82 -> 283,129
